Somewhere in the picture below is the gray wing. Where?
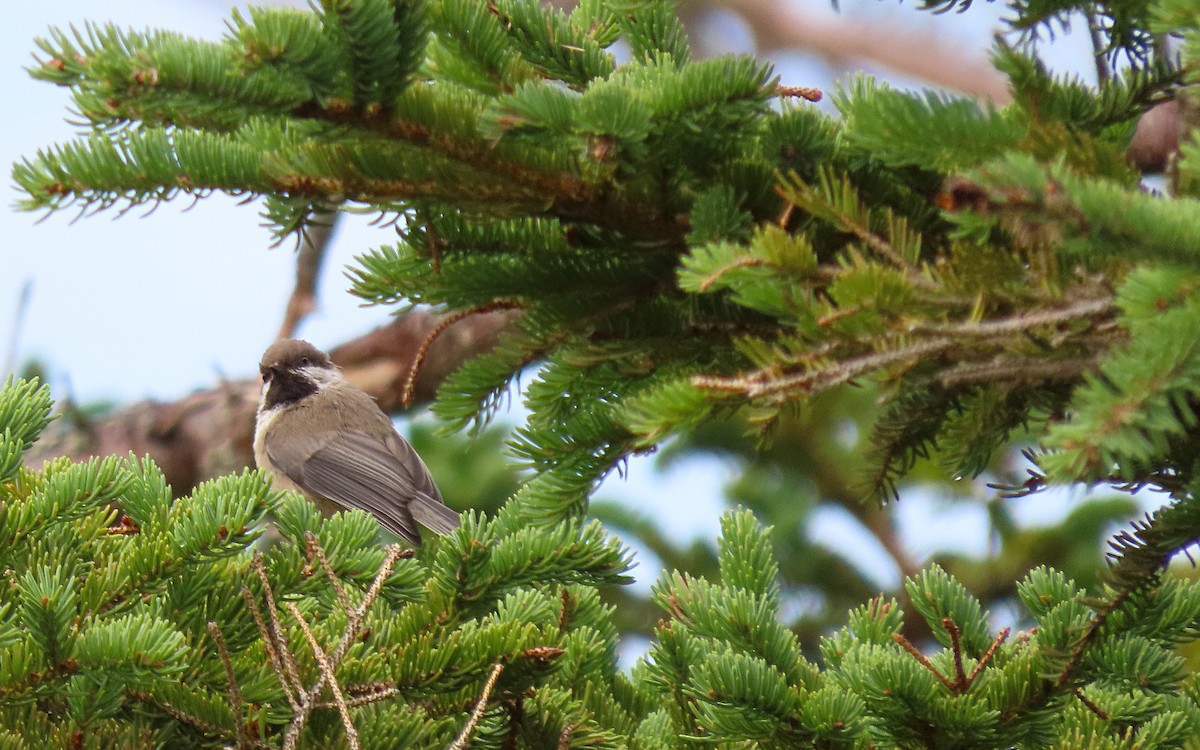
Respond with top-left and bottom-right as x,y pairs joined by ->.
265,429 -> 449,544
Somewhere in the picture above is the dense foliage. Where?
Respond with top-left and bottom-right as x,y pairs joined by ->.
11,0 -> 1200,746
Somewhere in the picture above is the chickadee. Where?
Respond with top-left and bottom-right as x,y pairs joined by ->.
253,338 -> 460,545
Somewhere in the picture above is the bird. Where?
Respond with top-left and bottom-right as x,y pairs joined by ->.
253,338 -> 460,545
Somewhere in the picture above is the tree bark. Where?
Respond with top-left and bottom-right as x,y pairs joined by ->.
28,309 -> 516,494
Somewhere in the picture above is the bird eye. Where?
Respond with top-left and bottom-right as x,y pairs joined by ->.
260,368 -> 272,383
300,357 -> 311,366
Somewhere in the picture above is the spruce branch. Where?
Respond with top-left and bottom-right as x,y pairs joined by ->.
306,531 -> 351,613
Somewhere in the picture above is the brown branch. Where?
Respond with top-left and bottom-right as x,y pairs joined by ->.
287,602 -> 359,750
942,618 -> 969,693
26,308 -> 517,495
207,621 -> 252,750
892,632 -> 959,693
693,337 -> 957,400
449,662 -> 506,750
241,586 -> 301,713
1074,688 -> 1109,720
720,0 -> 1010,102
278,542 -> 404,749
401,301 -> 523,407
775,84 -> 823,102
307,531 -> 351,613
251,554 -> 306,701
277,214 -> 336,340
968,627 -> 1010,685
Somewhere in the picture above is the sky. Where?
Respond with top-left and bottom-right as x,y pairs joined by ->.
2,0 -> 1111,596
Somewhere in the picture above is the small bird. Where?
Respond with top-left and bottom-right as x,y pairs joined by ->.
253,338 -> 460,545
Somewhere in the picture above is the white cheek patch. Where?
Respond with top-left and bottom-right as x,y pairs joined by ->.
302,365 -> 345,388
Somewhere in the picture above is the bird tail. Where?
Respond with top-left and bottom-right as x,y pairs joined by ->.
411,494 -> 462,536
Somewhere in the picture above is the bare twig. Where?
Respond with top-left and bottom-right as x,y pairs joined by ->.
1074,688 -> 1110,720
281,543 -> 404,750
448,662 -> 506,750
330,544 -> 404,668
306,531 -> 351,613
775,84 -> 822,102
401,300 -> 523,407
241,586 -> 301,712
278,213 -> 337,340
967,627 -> 1010,685
911,298 -> 1115,339
693,337 -> 956,400
207,621 -> 251,750
252,554 -> 307,700
942,618 -> 968,693
325,682 -> 401,709
287,602 -> 359,750
892,632 -> 958,693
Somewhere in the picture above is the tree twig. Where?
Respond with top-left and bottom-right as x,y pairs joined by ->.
241,586 -> 301,712
401,301 -> 523,407
287,602 -> 359,750
277,212 -> 337,340
448,662 -> 505,750
207,621 -> 252,750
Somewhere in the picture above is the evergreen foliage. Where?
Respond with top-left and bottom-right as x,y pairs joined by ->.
12,0 -> 1200,745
